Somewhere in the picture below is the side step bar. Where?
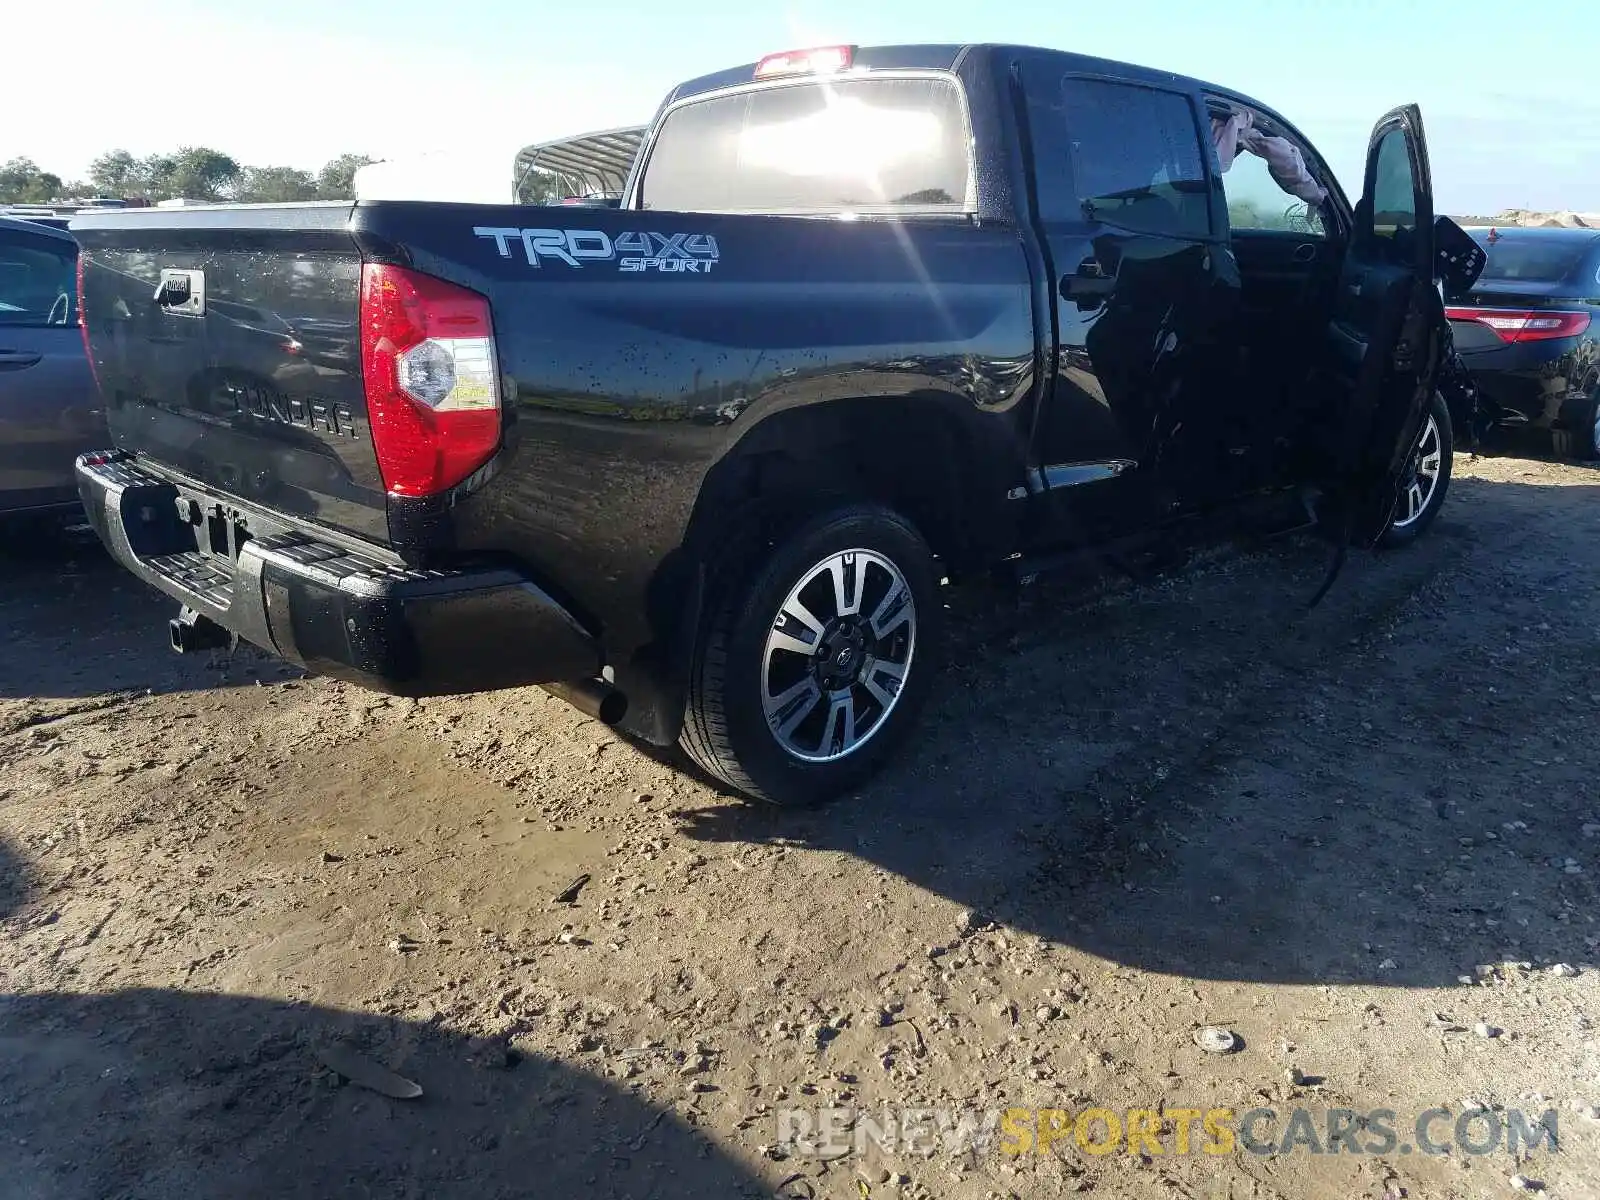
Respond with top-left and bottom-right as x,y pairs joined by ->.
1001,491 -> 1318,589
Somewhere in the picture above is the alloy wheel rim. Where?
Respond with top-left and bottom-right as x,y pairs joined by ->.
761,548 -> 917,764
1391,414 -> 1443,529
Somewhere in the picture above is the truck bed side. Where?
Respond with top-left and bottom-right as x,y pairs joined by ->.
365,203 -> 1041,720
74,199 -> 1040,737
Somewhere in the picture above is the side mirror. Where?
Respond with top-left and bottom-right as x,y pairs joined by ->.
1434,215 -> 1486,299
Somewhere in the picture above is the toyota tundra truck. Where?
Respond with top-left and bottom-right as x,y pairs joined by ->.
70,43 -> 1481,807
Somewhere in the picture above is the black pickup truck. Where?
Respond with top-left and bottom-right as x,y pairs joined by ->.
71,43 -> 1482,807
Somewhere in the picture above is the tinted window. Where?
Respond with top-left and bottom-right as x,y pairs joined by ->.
1369,128 -> 1417,243
0,230 -> 76,327
1218,147 -> 1327,237
639,76 -> 973,214
1028,76 -> 1209,238
1470,234 -> 1597,286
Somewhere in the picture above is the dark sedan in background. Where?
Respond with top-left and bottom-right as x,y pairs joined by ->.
1448,226 -> 1600,459
0,214 -> 104,524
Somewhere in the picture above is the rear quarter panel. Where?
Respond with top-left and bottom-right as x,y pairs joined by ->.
349,203 -> 1039,711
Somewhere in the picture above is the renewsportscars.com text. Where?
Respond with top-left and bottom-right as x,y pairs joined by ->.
775,1105 -> 1561,1159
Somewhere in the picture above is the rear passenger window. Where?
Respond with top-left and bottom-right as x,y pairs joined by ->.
1028,76 -> 1210,239
0,230 -> 76,328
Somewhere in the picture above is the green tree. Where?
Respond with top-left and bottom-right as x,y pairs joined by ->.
316,153 -> 376,199
515,166 -> 566,206
88,149 -> 144,198
0,157 -> 64,204
139,147 -> 239,201
138,153 -> 179,200
235,165 -> 319,203
7,147 -> 386,206
168,147 -> 240,200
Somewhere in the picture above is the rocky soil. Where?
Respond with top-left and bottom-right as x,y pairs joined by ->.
3,452 -> 1598,1200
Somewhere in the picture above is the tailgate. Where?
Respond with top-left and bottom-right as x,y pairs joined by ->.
71,203 -> 389,544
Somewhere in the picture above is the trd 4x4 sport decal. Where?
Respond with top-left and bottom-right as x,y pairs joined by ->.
473,227 -> 720,274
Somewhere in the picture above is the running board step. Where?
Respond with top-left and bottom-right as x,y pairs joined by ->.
1003,492 -> 1316,588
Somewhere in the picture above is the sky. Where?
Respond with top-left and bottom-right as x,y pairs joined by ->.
8,0 -> 1597,216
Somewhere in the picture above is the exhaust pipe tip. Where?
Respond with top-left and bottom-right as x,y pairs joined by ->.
546,678 -> 628,726
594,689 -> 628,726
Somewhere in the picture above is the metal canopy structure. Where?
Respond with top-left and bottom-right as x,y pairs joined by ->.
513,125 -> 647,201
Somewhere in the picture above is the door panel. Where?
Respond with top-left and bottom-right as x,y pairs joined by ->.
1230,230 -> 1343,481
1318,105 -> 1440,545
0,325 -> 101,509
1232,231 -> 1338,294
1043,230 -> 1235,538
1017,58 -> 1241,544
0,227 -> 103,512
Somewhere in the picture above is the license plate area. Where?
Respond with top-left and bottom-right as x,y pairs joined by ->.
173,492 -> 254,565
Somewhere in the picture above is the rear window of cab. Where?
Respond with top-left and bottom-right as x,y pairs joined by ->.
637,75 -> 975,215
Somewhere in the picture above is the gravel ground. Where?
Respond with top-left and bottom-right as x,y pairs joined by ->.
2,452 -> 1598,1200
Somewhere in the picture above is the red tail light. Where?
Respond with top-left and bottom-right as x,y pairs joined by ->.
1445,306 -> 1591,344
754,45 -> 854,79
359,263 -> 502,497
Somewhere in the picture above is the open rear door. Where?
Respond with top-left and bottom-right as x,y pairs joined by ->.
1322,105 -> 1442,546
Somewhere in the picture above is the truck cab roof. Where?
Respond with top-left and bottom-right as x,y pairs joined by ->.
658,42 -> 1317,202
667,42 -> 1266,114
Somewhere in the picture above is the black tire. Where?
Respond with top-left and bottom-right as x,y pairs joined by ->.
1380,390 -> 1453,547
679,504 -> 941,807
1551,393 -> 1600,461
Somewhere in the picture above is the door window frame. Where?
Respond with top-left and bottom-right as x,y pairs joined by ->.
1019,56 -> 1224,242
1358,112 -> 1434,276
1202,98 -> 1339,243
1199,94 -> 1353,250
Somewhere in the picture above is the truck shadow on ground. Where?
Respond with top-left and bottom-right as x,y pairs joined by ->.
675,476 -> 1600,991
0,981 -> 768,1200
0,826 -> 760,1199
0,522 -> 291,702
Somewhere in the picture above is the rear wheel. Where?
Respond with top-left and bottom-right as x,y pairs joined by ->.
679,504 -> 940,807
1380,390 -> 1453,547
1551,391 -> 1600,461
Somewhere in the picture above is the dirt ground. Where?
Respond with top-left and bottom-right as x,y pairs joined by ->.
3,452 -> 1598,1200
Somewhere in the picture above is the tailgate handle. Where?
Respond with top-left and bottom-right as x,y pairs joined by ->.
155,269 -> 206,316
